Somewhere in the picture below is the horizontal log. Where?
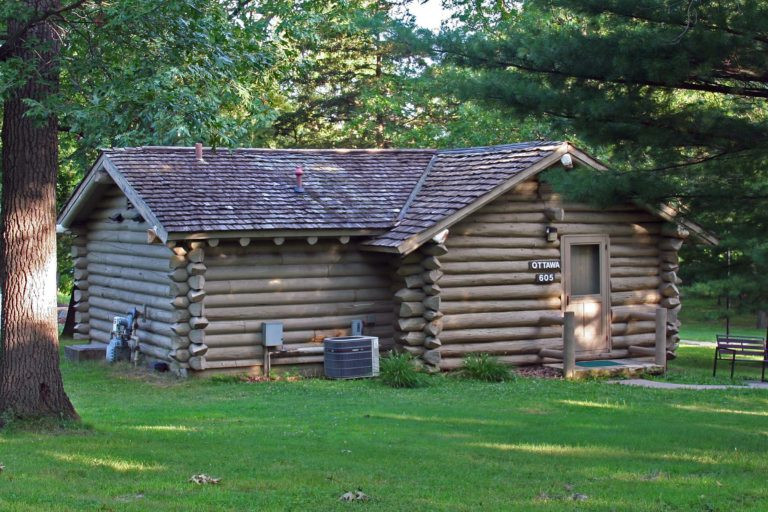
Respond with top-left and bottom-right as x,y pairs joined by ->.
611,305 -> 657,322
87,274 -> 175,298
611,333 -> 656,349
205,313 -> 392,336
660,297 -> 681,309
442,284 -> 561,302
86,219 -> 147,233
441,299 -> 561,315
139,343 -> 171,361
271,355 -> 325,366
204,327 -> 393,348
451,222 -> 660,239
206,345 -> 264,361
205,244 -> 375,264
610,257 -> 659,267
611,276 -> 662,292
187,263 -> 206,276
423,310 -> 443,321
441,272 -> 560,288
611,290 -> 661,306
187,289 -> 206,303
611,320 -> 656,336
204,262 -> 386,281
89,297 -> 174,324
88,262 -> 171,286
170,349 -> 190,363
442,247 -> 560,263
86,240 -> 171,259
465,212 -> 548,224
87,228 -> 150,245
440,326 -> 562,344
443,260 -> 541,274
205,288 -> 391,308
627,345 -> 656,357
446,236 -> 559,250
86,251 -> 172,272
423,269 -> 443,284
443,310 -> 564,330
205,301 -> 392,322
205,275 -> 389,294
423,284 -> 441,296
610,266 -> 660,278
189,330 -> 205,344
88,285 -> 173,311
88,308 -> 170,336
557,211 -> 659,224
610,245 -> 659,258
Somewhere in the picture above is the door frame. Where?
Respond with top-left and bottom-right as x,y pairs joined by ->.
560,234 -> 612,355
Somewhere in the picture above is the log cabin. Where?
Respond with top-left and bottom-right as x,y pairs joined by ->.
57,141 -> 716,376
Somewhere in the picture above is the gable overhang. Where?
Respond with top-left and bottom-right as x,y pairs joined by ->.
56,154 -> 169,243
364,142 -> 717,255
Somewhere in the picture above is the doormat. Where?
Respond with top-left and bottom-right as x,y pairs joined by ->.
576,360 -> 625,368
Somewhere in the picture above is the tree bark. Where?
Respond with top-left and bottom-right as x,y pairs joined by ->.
0,0 -> 78,422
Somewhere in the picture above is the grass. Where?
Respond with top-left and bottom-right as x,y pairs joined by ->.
679,296 -> 766,342
2,343 -> 768,511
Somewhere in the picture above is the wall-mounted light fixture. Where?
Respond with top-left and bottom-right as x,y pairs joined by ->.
545,226 -> 558,243
560,153 -> 573,169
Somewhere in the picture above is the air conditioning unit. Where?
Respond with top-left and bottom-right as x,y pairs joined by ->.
324,336 -> 380,379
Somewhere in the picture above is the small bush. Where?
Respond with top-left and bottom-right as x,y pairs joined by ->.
461,353 -> 513,382
379,353 -> 428,388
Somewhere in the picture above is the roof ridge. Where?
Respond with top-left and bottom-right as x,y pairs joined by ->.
101,146 -> 437,153
436,141 -> 563,155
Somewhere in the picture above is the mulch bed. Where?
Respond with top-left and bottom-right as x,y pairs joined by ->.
515,366 -> 562,379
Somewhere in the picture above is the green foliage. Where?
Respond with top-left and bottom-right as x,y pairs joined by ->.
435,0 -> 768,310
461,353 -> 513,382
379,352 -> 428,388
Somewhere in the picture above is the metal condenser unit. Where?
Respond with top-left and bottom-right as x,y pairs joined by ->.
323,336 -> 380,379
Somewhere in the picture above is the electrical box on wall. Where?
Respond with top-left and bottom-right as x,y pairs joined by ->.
262,322 -> 283,347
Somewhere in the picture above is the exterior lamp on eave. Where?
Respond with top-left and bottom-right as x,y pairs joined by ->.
545,226 -> 558,243
560,153 -> 573,169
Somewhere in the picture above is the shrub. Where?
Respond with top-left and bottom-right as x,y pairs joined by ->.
461,353 -> 513,382
379,352 -> 428,388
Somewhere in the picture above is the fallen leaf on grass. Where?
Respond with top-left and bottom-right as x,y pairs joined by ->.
0,463 -> 4,474
189,474 -> 221,485
339,490 -> 370,502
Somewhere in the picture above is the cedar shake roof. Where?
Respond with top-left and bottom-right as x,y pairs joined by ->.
102,147 -> 437,232
59,141 -> 565,249
63,140 -> 716,250
364,142 -> 561,249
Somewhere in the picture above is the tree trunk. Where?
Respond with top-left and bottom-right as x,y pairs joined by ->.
0,1 -> 78,422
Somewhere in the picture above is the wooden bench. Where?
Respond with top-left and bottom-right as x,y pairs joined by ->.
713,334 -> 767,381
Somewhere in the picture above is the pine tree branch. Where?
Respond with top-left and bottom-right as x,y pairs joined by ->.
442,48 -> 768,99
0,0 -> 89,62
587,5 -> 768,46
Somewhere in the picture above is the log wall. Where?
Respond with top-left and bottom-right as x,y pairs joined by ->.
202,240 -> 395,370
432,177 -> 684,370
76,184 -> 177,365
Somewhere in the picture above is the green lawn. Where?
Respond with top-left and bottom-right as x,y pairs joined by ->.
1,345 -> 767,511
679,296 -> 766,342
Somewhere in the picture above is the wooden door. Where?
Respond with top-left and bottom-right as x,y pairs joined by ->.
562,235 -> 610,355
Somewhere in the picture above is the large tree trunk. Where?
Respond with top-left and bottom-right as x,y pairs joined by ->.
0,0 -> 78,422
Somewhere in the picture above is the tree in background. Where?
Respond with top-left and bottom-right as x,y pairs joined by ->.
0,0 -> 276,422
436,0 -> 768,317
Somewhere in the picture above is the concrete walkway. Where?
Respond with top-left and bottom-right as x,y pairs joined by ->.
612,379 -> 768,390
